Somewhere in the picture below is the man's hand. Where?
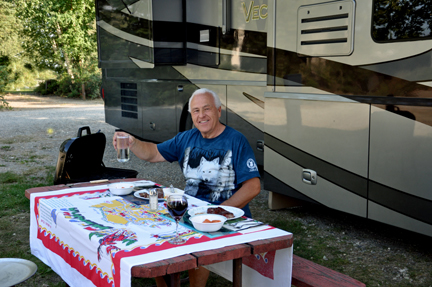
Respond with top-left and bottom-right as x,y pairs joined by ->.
112,131 -> 166,163
113,131 -> 135,150
220,177 -> 261,209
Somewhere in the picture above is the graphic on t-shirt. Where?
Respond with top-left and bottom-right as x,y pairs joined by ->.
182,147 -> 235,202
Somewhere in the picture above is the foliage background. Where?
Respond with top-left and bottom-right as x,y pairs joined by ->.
0,0 -> 101,102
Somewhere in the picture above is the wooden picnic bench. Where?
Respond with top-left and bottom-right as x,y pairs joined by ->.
291,254 -> 365,287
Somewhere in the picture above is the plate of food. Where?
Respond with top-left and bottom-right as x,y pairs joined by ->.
134,188 -> 165,201
188,205 -> 244,220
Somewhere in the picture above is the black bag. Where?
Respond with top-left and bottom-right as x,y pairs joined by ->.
54,126 -> 138,185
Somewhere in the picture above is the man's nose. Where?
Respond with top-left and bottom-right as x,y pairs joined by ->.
198,110 -> 206,117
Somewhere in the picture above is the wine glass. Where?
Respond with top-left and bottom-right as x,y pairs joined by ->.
167,194 -> 188,245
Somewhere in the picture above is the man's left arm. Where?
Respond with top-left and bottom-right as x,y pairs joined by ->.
220,177 -> 261,209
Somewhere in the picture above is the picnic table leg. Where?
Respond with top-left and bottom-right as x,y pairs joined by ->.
232,258 -> 242,287
163,273 -> 181,287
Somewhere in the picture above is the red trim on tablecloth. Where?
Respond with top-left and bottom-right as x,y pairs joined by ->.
38,227 -> 113,286
110,232 -> 241,285
34,190 -> 113,286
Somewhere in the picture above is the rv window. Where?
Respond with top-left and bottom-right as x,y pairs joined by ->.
372,0 -> 432,42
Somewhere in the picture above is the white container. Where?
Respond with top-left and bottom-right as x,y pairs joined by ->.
148,189 -> 159,211
108,182 -> 135,195
189,214 -> 227,232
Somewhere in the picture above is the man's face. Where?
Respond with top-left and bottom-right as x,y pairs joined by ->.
190,93 -> 222,138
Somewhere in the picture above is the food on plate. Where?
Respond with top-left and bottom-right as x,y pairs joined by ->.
203,219 -> 221,223
207,207 -> 234,219
139,188 -> 164,199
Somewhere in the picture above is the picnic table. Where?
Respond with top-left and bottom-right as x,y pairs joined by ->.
25,178 -> 293,287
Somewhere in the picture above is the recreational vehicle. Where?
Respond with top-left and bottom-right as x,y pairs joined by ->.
95,0 -> 432,236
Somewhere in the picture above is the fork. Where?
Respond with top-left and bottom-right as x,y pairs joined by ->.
228,220 -> 263,228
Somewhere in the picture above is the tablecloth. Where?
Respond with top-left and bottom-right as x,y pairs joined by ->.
30,181 -> 292,287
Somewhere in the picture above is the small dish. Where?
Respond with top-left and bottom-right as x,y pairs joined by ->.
189,214 -> 227,232
108,182 -> 135,195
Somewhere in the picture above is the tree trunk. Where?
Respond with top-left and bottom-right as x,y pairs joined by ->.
55,22 -> 74,80
81,82 -> 86,100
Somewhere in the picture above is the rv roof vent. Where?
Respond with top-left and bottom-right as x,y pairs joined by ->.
297,0 -> 355,56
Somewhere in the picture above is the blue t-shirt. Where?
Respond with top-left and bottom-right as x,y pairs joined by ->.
157,126 -> 260,218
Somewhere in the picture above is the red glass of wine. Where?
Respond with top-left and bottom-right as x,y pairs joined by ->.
167,194 -> 188,245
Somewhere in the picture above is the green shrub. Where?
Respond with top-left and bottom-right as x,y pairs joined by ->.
0,56 -> 15,93
83,73 -> 101,99
34,79 -> 59,95
35,72 -> 101,99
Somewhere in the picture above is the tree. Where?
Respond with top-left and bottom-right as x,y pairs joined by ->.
16,0 -> 98,98
0,0 -> 23,57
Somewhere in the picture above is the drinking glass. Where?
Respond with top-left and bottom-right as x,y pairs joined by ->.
116,135 -> 130,162
167,195 -> 188,245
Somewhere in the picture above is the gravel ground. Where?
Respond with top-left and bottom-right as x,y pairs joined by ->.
1,94 -> 432,287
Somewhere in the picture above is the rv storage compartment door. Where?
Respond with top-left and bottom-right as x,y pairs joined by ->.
140,82 -> 178,143
96,0 -> 186,69
263,92 -> 369,217
368,105 -> 432,237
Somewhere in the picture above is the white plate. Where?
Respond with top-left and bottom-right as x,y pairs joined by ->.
0,258 -> 37,286
133,180 -> 156,186
133,181 -> 158,191
188,205 -> 244,220
162,187 -> 185,197
133,190 -> 164,201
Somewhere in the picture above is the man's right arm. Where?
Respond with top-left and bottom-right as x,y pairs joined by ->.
113,132 -> 166,163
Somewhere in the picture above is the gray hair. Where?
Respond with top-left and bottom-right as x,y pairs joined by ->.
188,88 -> 222,112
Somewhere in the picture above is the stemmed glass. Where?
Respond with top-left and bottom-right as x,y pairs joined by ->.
166,195 -> 188,245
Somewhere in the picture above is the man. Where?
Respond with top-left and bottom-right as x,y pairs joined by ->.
113,88 -> 261,287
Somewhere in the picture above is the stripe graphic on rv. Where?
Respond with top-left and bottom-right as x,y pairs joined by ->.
264,133 -> 432,225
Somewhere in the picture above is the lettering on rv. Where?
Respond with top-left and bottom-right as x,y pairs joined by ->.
242,1 -> 268,23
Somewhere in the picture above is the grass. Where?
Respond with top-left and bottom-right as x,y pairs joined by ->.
0,136 -> 35,145
0,139 -> 15,145
0,168 -> 68,287
0,170 -> 53,217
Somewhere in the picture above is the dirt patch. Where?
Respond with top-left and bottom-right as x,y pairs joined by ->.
1,94 -> 432,287
3,94 -> 101,110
